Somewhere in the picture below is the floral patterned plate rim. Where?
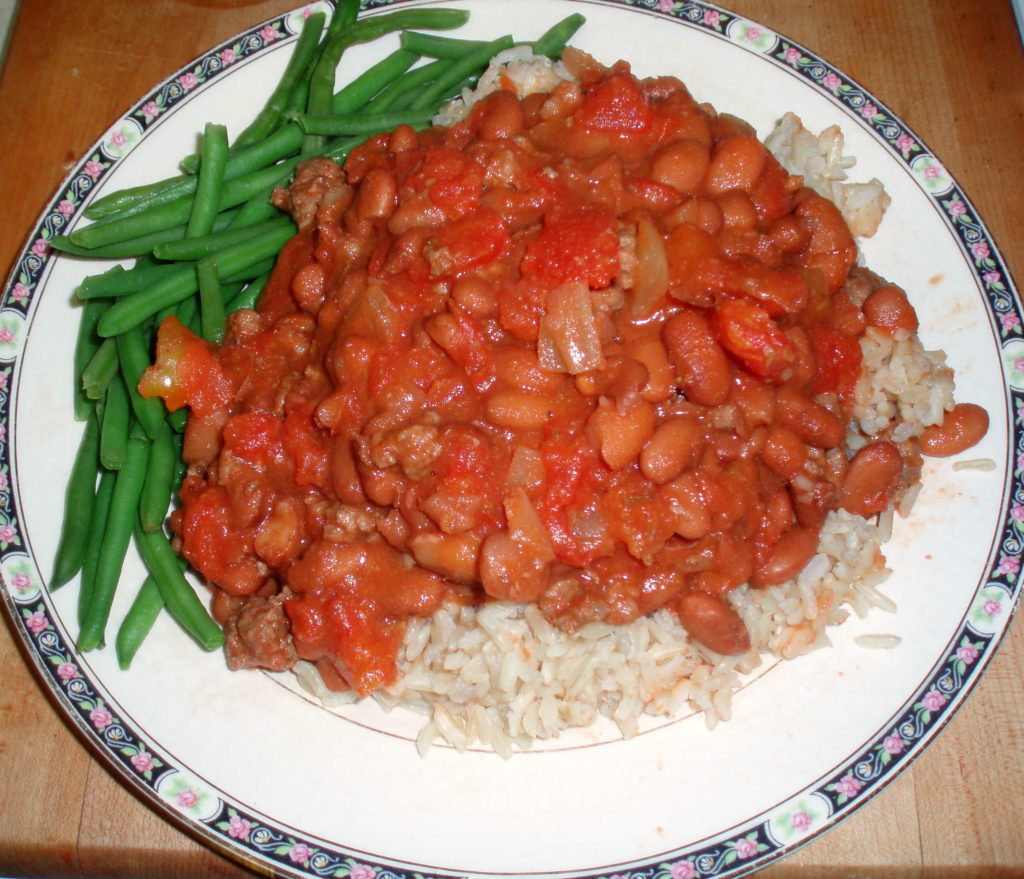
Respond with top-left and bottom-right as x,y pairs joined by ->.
1,1 -> 1021,878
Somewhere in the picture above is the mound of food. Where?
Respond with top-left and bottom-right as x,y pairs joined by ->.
141,48 -> 987,753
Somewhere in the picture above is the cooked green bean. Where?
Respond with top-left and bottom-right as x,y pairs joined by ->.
116,326 -> 167,441
84,173 -> 194,221
52,209 -> 241,259
197,257 -> 225,344
81,337 -> 119,400
73,299 -> 108,419
78,468 -> 116,629
186,123 -> 230,238
69,159 -> 300,251
77,433 -> 151,651
139,422 -> 178,531
51,414 -> 100,589
226,271 -> 270,313
79,261 -> 190,301
296,107 -> 435,136
154,215 -> 294,262
115,574 -> 164,669
304,7 -> 471,153
363,57 -> 452,113
400,31 -> 488,59
233,11 -> 328,149
532,13 -> 586,59
409,36 -> 513,110
97,224 -> 295,336
133,523 -> 224,651
331,47 -> 419,115
99,375 -> 131,470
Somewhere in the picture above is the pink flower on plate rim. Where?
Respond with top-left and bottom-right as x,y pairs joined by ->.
30,238 -> 49,257
89,704 -> 113,730
178,71 -> 199,90
657,0 -> 674,11
25,609 -> 48,634
1002,311 -> 1022,331
10,571 -> 31,592
790,810 -> 812,832
948,198 -> 967,217
669,860 -> 696,879
0,523 -> 17,542
131,751 -> 154,773
177,788 -> 199,809
0,326 -> 16,345
956,643 -> 980,664
860,102 -> 878,119
220,48 -> 237,65
883,733 -> 905,755
349,864 -> 376,879
784,46 -> 801,65
260,24 -> 281,42
10,282 -> 29,303
983,596 -> 1003,616
227,814 -> 252,840
287,842 -> 313,865
822,71 -> 842,92
57,199 -> 75,217
971,241 -> 991,261
109,130 -> 127,148
921,689 -> 947,713
834,773 -> 862,797
56,661 -> 79,681
733,837 -> 759,859
142,100 -> 160,118
703,9 -> 720,27
83,159 -> 104,179
896,133 -> 915,153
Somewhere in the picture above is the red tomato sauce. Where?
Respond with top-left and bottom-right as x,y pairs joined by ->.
142,54 -> 937,695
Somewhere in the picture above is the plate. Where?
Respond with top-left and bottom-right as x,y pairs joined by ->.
1,1 -> 1021,876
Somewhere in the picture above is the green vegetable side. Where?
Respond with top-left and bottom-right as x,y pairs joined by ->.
48,3 -> 586,671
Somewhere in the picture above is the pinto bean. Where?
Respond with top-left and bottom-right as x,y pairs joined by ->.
663,196 -> 723,236
640,415 -> 705,484
704,135 -> 766,195
590,398 -> 656,470
479,530 -> 548,602
408,532 -> 480,582
774,384 -> 846,449
920,403 -> 989,457
651,138 -> 710,195
752,525 -> 820,587
840,441 -> 903,517
716,191 -> 758,231
663,308 -> 732,406
355,167 -> 398,220
625,335 -> 675,403
862,284 -> 919,335
486,390 -> 553,430
387,124 -> 420,154
674,591 -> 751,655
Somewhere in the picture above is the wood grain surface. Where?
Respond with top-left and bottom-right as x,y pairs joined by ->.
1,1 -> 1022,876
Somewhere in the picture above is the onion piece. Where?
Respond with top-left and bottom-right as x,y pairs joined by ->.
537,281 -> 606,374
629,214 -> 669,319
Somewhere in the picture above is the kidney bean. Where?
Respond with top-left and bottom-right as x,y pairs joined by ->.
660,472 -> 713,540
761,424 -> 807,478
387,124 -> 420,154
626,334 -> 675,403
663,196 -> 723,236
674,591 -> 751,655
823,290 -> 867,337
476,89 -> 526,140
752,525 -> 820,587
705,134 -> 766,195
640,415 -> 705,484
663,307 -> 732,406
651,138 -> 710,195
862,284 -> 919,335
840,441 -> 903,517
774,384 -> 846,449
920,403 -> 989,457
716,191 -> 758,231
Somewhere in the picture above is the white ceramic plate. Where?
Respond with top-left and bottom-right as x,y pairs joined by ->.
2,1 -> 1022,876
